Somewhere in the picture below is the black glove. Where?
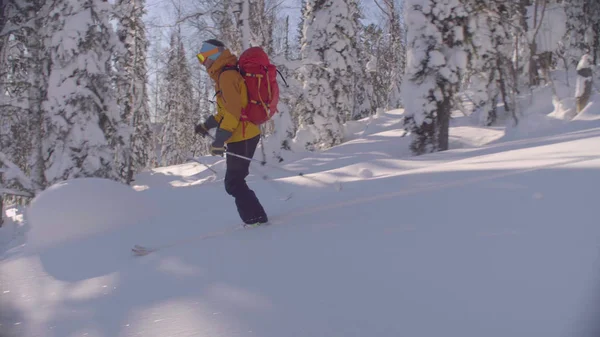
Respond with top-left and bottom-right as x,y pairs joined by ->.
210,144 -> 226,156
210,128 -> 232,156
195,123 -> 209,137
194,115 -> 219,137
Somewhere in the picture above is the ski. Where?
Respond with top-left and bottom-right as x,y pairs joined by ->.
131,221 -> 273,256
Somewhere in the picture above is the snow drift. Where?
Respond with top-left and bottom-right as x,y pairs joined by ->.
26,178 -> 157,252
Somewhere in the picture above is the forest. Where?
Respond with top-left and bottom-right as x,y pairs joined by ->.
1,0 -> 599,220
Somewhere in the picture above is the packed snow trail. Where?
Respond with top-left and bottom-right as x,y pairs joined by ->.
2,110 -> 600,337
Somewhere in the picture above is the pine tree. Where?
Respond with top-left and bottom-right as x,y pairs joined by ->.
297,0 -> 368,150
362,23 -> 386,109
194,81 -> 213,156
284,15 -> 291,60
374,0 -> 405,110
1,0 -> 49,191
402,0 -> 470,154
349,0 -> 375,120
43,0 -> 122,184
216,0 -> 243,54
468,0 -> 515,125
159,29 -> 196,166
115,0 -> 153,184
248,0 -> 276,53
565,0 -> 600,65
297,0 -> 307,55
0,1 -> 30,170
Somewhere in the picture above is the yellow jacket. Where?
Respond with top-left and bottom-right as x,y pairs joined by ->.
207,49 -> 261,144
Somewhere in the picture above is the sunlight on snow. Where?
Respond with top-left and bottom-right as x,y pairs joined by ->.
66,272 -> 119,301
156,256 -> 203,277
125,298 -> 239,336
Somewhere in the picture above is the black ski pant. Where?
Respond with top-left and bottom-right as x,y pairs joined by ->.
224,135 -> 268,224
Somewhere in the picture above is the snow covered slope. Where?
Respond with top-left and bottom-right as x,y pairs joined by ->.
2,107 -> 600,337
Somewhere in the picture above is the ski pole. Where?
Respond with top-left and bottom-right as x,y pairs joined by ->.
224,147 -> 341,191
186,156 -> 217,174
204,132 -> 342,190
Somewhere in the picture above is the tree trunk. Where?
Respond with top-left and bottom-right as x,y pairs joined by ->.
529,42 -> 540,86
576,60 -> 593,113
0,170 -> 4,226
0,195 -> 4,226
28,32 -> 48,192
241,0 -> 250,50
594,22 -> 600,65
496,58 -> 511,124
437,95 -> 451,151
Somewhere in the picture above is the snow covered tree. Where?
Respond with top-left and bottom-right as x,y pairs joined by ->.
248,0 -> 277,53
349,0 -> 375,120
362,24 -> 386,109
213,0 -> 243,54
0,152 -> 34,226
0,2 -> 30,170
467,0 -> 516,125
402,0 -> 470,154
564,0 -> 600,65
43,0 -> 122,184
262,54 -> 299,162
115,0 -> 153,184
296,0 -> 373,150
1,0 -> 49,191
0,1 -> 7,58
193,81 -> 213,155
296,0 -> 345,150
296,0 -> 307,58
271,14 -> 295,60
373,0 -> 405,110
284,15 -> 291,60
159,29 -> 196,166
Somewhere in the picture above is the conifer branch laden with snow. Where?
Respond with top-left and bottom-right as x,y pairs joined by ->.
115,0 -> 153,184
159,29 -> 196,166
371,0 -> 405,110
0,152 -> 34,226
43,0 -> 123,185
296,0 -> 372,150
402,0 -> 470,155
564,0 -> 600,66
467,0 -> 517,126
0,153 -> 34,198
1,0 -> 49,191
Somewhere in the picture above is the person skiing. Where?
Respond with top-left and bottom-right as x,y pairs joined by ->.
194,39 -> 269,226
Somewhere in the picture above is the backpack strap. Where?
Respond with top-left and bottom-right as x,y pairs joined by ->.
214,64 -> 240,103
217,63 -> 249,136
218,64 -> 239,80
276,69 -> 289,87
216,64 -> 239,91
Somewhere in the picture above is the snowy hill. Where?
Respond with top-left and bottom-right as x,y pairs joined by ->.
2,100 -> 600,337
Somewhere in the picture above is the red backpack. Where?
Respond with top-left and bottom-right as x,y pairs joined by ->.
220,47 -> 284,125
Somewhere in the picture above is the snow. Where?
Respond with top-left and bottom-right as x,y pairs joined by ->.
25,178 -> 158,252
577,54 -> 593,71
528,3 -> 567,54
357,167 -> 374,178
3,78 -> 600,336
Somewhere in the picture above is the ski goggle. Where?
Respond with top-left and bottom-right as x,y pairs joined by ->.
196,48 -> 221,64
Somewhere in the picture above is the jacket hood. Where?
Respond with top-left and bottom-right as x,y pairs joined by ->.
207,49 -> 238,82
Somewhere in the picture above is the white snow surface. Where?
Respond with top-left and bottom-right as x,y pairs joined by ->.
25,178 -> 159,252
2,101 -> 600,336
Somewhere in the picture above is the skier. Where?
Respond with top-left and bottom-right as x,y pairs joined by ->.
194,39 -> 269,227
